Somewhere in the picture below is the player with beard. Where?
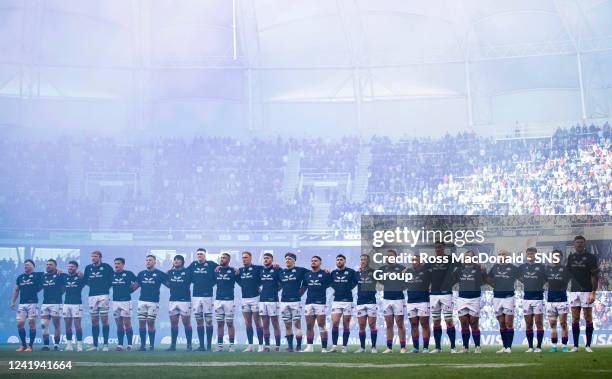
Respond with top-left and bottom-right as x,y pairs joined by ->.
518,247 -> 547,353
567,235 -> 599,352
455,250 -> 486,354
329,254 -> 358,353
134,255 -> 168,351
377,249 -> 407,353
259,253 -> 282,352
355,254 -> 378,353
404,256 -> 432,353
487,250 -> 519,353
214,253 -> 238,352
165,255 -> 193,351
302,255 -> 331,352
83,251 -> 113,351
429,242 -> 459,353
40,259 -> 66,351
63,261 -> 86,352
546,249 -> 571,352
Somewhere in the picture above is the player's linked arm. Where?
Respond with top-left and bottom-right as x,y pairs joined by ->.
589,266 -> 599,304
10,285 -> 19,309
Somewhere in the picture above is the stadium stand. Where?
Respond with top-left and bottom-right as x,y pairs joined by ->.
1,123 -> 609,232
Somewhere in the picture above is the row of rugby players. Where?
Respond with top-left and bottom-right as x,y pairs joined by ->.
11,237 -> 598,353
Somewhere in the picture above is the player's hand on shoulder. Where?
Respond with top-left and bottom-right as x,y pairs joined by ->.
235,268 -> 240,275
324,268 -> 331,274
272,263 -> 280,269
77,272 -> 84,278
214,266 -> 221,272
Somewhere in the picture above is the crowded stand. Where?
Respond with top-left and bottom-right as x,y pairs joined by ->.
0,123 -> 609,232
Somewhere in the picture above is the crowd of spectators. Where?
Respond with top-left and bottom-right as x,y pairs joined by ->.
331,122 -> 611,235
0,123 -> 609,233
299,136 -> 360,176
113,137 -> 310,230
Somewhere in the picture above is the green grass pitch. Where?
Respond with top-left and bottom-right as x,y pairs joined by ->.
1,345 -> 611,378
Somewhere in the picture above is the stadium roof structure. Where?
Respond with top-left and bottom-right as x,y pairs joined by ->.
0,0 -> 611,137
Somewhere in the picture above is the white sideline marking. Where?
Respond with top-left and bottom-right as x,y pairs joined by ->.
74,361 -> 540,369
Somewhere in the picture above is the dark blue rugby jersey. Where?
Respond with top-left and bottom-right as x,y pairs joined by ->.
430,259 -> 460,295
304,270 -> 331,305
357,268 -> 377,305
260,265 -> 281,302
331,267 -> 358,302
405,264 -> 432,303
279,266 -> 308,302
215,266 -> 238,301
136,269 -> 168,303
488,264 -> 519,298
237,264 -> 262,299
112,270 -> 137,301
166,267 -> 192,302
42,272 -> 66,304
566,251 -> 598,292
457,264 -> 485,299
518,262 -> 546,300
546,265 -> 571,302
84,263 -> 113,296
16,272 -> 43,304
377,264 -> 406,300
188,260 -> 218,297
64,273 -> 86,305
